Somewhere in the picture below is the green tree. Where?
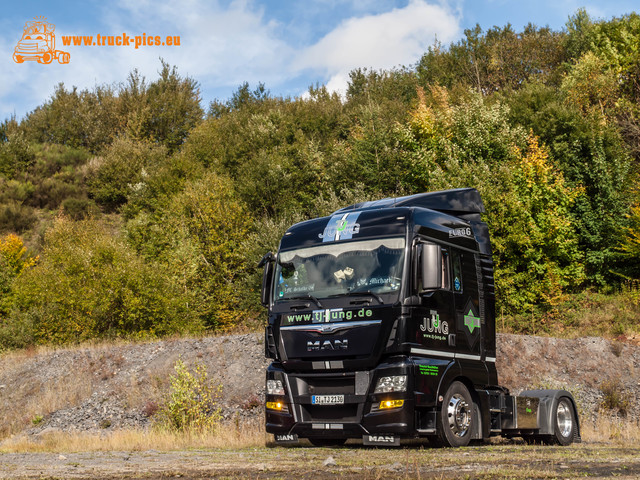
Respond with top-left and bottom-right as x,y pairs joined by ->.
21,83 -> 120,153
507,82 -> 632,283
619,202 -> 640,278
397,91 -> 583,313
0,131 -> 35,179
417,23 -> 566,93
128,173 -> 254,329
142,60 -> 204,151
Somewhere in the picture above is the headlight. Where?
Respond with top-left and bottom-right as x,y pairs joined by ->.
267,379 -> 285,395
374,375 -> 407,393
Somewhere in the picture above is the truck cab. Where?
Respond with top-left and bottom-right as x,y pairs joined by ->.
260,188 -> 579,447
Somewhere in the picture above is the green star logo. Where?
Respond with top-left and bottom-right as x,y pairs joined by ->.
464,309 -> 480,334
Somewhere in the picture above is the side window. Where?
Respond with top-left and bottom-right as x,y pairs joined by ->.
414,240 -> 451,292
441,248 -> 451,291
452,250 -> 463,293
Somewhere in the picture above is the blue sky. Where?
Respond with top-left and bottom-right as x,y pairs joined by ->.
1,0 -> 638,121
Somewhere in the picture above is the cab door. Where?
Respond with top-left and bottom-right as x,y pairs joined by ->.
452,248 -> 488,384
412,242 -> 455,356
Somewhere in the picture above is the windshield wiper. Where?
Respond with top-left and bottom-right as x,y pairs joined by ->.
336,290 -> 384,304
282,294 -> 323,308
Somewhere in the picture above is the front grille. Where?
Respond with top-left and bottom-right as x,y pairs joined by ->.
17,44 -> 38,53
301,404 -> 359,422
306,376 -> 354,395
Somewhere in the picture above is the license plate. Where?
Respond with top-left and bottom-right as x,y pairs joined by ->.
312,395 -> 344,405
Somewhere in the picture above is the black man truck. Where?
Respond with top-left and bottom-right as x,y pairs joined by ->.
259,188 -> 580,447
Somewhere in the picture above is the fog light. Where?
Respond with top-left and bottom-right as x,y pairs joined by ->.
379,399 -> 404,410
266,401 -> 289,413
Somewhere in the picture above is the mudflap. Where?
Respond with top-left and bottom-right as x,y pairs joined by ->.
362,434 -> 401,446
274,433 -> 299,444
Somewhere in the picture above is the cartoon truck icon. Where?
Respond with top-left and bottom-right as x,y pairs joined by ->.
13,17 -> 70,64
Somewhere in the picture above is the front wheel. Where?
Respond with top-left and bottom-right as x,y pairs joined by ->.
553,397 -> 576,445
437,381 -> 474,447
38,52 -> 53,64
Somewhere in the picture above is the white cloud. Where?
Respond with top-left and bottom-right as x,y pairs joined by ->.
108,0 -> 294,88
0,0 -> 293,118
0,0 -> 461,119
294,0 -> 461,96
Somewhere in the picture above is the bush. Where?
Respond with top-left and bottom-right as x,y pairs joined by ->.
61,197 -> 97,220
0,202 -> 37,233
156,359 -> 222,432
599,378 -> 630,416
2,216 -> 203,347
0,233 -> 36,319
88,138 -> 169,212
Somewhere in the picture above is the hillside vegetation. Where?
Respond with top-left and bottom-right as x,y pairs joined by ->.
2,11 -> 640,349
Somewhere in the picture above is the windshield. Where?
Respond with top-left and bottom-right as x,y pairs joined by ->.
274,237 -> 405,301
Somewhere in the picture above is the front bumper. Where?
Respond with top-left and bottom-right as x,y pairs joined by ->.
265,359 -> 415,439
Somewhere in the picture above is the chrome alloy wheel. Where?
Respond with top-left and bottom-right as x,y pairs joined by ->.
556,399 -> 574,438
447,393 -> 471,437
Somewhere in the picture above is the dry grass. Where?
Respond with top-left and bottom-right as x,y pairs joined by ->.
24,376 -> 93,417
0,418 -> 266,453
581,414 -> 640,444
0,375 -> 94,439
3,414 -> 639,454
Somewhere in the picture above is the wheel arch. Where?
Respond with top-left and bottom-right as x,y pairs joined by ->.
436,373 -> 484,440
519,389 -> 581,442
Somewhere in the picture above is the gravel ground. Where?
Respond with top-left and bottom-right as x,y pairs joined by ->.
2,444 -> 640,479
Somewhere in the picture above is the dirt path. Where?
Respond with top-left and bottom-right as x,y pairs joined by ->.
1,443 -> 640,479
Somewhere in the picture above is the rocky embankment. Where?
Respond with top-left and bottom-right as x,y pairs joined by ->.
0,333 -> 638,441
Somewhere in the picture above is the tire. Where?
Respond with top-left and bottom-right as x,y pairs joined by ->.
39,52 -> 53,64
552,397 -> 576,446
309,438 -> 347,447
437,381 -> 474,447
13,53 -> 23,63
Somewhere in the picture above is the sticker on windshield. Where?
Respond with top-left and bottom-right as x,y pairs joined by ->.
318,212 -> 361,242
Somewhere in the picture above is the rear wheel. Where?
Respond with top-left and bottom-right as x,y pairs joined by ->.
309,438 -> 347,447
437,381 -> 474,447
552,397 -> 576,445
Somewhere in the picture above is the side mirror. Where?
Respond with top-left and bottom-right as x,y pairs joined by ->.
258,252 -> 275,307
420,243 -> 442,291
